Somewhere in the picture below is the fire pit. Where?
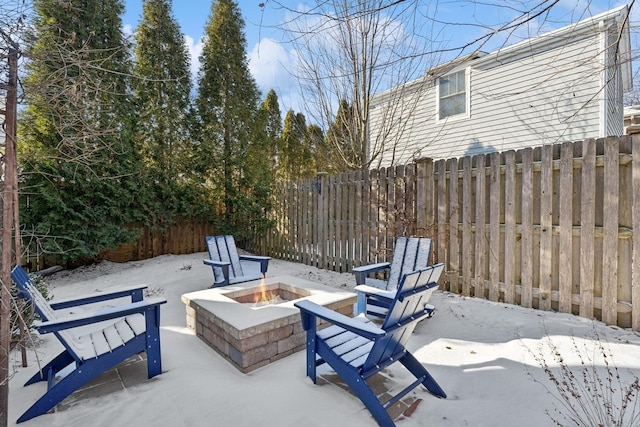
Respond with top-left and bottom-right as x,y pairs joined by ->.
181,276 -> 356,373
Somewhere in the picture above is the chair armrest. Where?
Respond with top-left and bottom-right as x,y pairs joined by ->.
203,259 -> 231,286
203,259 -> 231,267
50,284 -> 149,309
239,255 -> 270,261
353,285 -> 397,300
294,300 -> 384,340
239,255 -> 270,275
35,297 -> 167,334
352,262 -> 390,285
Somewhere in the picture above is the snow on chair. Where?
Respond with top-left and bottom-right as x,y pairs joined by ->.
352,236 -> 432,317
203,235 -> 270,287
11,265 -> 166,423
295,264 -> 446,427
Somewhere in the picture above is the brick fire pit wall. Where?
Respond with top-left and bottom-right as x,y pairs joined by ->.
181,276 -> 357,373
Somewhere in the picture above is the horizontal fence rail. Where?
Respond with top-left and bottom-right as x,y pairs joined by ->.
254,136 -> 640,331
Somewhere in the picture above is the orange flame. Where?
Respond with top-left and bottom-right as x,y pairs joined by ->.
254,278 -> 273,305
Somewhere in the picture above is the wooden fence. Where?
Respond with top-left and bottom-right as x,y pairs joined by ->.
101,220 -> 214,262
254,136 -> 640,330
25,220 -> 214,270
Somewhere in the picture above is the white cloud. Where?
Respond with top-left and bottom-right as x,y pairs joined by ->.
249,38 -> 300,113
183,35 -> 302,113
184,34 -> 203,80
123,24 -> 134,38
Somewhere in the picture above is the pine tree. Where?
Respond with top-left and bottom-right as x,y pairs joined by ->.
195,0 -> 262,240
244,90 -> 282,237
306,124 -> 333,173
326,99 -> 361,172
280,110 -> 314,181
261,89 -> 282,171
132,0 -> 196,226
18,0 -> 139,264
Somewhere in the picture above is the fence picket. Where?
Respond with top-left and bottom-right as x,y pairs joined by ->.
602,137 -> 619,325
449,158 -> 460,294
504,151 -> 516,304
461,156 -> 473,296
580,139 -> 596,319
540,145 -> 553,311
521,148 -> 534,308
437,159 -> 448,282
559,142 -> 574,313
489,152 -> 501,301
474,154 -> 486,298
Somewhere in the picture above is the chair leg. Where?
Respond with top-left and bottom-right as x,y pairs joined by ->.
24,350 -> 75,386
399,351 -> 446,399
17,359 -> 109,423
338,367 -> 396,427
355,292 -> 367,316
304,327 -> 317,383
144,306 -> 163,378
317,340 -> 395,426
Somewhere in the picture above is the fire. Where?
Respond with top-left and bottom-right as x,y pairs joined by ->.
254,279 -> 274,306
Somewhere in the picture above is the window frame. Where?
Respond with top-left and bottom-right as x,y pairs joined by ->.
436,67 -> 470,122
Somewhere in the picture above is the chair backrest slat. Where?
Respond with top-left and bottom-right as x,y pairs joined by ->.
206,235 -> 244,281
11,265 -> 80,358
11,266 -> 57,322
363,264 -> 443,373
386,237 -> 432,291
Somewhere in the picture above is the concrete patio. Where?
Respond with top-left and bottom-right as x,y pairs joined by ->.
8,252 -> 640,427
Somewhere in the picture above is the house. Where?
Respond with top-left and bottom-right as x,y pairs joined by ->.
624,105 -> 640,134
368,5 -> 632,167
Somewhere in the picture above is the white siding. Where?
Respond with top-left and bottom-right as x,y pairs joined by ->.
371,26 -> 622,166
605,21 -> 625,136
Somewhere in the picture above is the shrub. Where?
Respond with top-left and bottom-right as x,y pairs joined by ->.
11,273 -> 51,343
530,325 -> 640,427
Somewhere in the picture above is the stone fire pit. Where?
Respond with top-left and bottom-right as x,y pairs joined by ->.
181,276 -> 356,373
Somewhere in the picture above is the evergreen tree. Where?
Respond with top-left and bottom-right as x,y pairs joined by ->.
326,99 -> 361,172
132,0 -> 198,226
18,0 -> 139,264
195,0 -> 262,240
245,90 -> 283,237
260,89 -> 282,171
306,124 -> 337,175
280,110 -> 314,181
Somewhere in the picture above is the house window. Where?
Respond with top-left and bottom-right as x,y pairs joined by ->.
438,70 -> 466,119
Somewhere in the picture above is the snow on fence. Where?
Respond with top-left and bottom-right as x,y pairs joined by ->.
254,136 -> 640,330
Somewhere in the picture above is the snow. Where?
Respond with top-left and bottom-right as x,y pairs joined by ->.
8,252 -> 640,426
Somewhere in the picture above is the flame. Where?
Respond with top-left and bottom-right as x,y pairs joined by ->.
254,278 -> 273,305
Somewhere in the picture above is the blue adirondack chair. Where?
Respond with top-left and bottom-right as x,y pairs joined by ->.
295,264 -> 446,427
11,265 -> 167,424
203,235 -> 270,287
352,236 -> 432,317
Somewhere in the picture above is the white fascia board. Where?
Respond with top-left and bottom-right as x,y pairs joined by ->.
471,5 -> 630,70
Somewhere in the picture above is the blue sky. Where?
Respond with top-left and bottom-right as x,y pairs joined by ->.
121,1 -> 637,115
122,1 -> 298,111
